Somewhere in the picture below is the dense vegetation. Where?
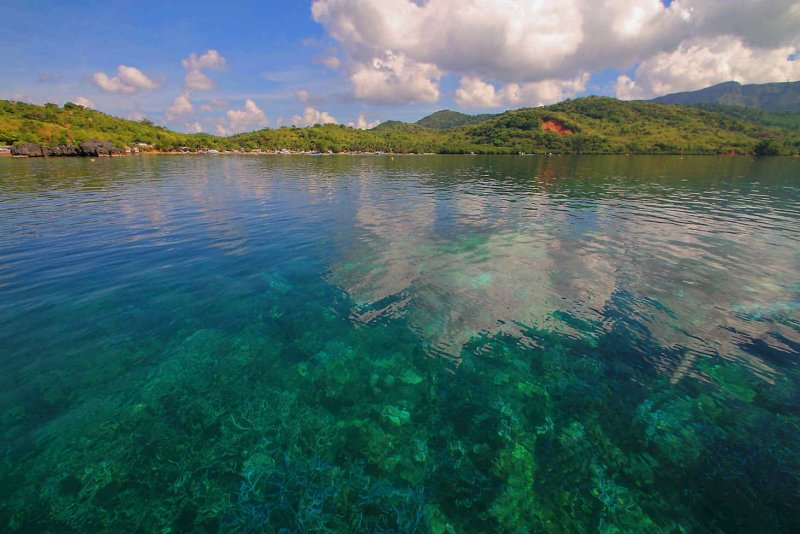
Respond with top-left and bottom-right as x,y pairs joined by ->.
415,109 -> 498,129
1,97 -> 798,155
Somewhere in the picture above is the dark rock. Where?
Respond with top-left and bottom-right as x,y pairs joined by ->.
78,139 -> 121,157
48,145 -> 80,157
11,140 -> 122,157
10,143 -> 43,157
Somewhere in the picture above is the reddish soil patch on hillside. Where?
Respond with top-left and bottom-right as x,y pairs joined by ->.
541,120 -> 573,134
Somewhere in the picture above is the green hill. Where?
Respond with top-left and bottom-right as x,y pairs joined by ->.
2,97 -> 798,155
415,110 -> 496,129
0,100 -> 218,150
443,97 -> 798,154
650,81 -> 800,112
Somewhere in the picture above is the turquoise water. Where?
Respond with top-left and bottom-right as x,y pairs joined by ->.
0,155 -> 798,532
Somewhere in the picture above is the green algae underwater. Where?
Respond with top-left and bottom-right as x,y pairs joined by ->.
0,155 -> 799,533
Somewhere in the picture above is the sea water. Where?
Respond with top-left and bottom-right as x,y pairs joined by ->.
0,155 -> 798,532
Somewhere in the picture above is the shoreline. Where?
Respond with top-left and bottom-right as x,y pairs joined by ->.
3,150 -> 783,158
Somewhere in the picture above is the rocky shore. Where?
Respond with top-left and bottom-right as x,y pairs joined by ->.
11,140 -> 122,157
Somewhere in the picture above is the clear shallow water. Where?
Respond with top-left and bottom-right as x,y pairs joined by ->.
0,155 -> 798,532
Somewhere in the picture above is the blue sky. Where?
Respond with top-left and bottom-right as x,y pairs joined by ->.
1,1 -> 797,134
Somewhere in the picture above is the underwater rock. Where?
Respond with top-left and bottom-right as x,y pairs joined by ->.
381,405 -> 412,426
635,398 -> 703,465
399,368 -> 424,385
705,363 -> 757,403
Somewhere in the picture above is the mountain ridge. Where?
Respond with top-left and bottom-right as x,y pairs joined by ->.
415,110 -> 498,129
649,80 -> 800,111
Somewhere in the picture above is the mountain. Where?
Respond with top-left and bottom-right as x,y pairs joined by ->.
415,110 -> 497,129
650,81 -> 800,111
2,97 -> 798,156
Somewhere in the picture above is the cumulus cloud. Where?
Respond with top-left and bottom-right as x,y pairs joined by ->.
216,99 -> 269,136
165,93 -> 193,120
182,49 -> 227,71
187,121 -> 204,133
181,49 -> 226,91
165,50 -> 228,126
92,65 -> 159,93
73,96 -> 96,109
455,73 -> 589,109
616,36 -> 800,99
454,77 -> 502,108
291,106 -> 338,127
312,0 -> 800,105
350,52 -> 441,104
185,69 -> 215,91
502,74 -> 590,107
348,113 -> 381,129
290,90 -> 340,126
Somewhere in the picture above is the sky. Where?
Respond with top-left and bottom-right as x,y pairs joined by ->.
1,0 -> 798,135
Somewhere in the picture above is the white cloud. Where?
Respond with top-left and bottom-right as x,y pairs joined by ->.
117,65 -> 159,89
93,73 -> 132,93
181,50 -> 227,71
180,49 -> 227,91
216,99 -> 269,135
350,52 -> 441,104
455,73 -> 589,109
454,77 -> 502,108
73,96 -> 95,109
187,121 -> 204,133
185,69 -> 215,91
92,65 -> 159,93
348,113 -> 381,129
165,93 -> 193,120
616,36 -> 800,99
312,0 -> 800,105
291,106 -> 338,127
501,73 -> 590,107
165,50 -> 229,126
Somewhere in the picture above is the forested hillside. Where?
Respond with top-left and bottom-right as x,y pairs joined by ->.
2,97 -> 798,155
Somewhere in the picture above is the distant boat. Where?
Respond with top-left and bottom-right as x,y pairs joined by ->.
208,149 -> 219,154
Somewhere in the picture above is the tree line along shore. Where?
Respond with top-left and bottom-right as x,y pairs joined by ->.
1,97 -> 798,157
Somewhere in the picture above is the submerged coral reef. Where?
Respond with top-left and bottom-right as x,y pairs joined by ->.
2,270 -> 798,532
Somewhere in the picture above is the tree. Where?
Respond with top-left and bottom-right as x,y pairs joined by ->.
754,138 -> 781,156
